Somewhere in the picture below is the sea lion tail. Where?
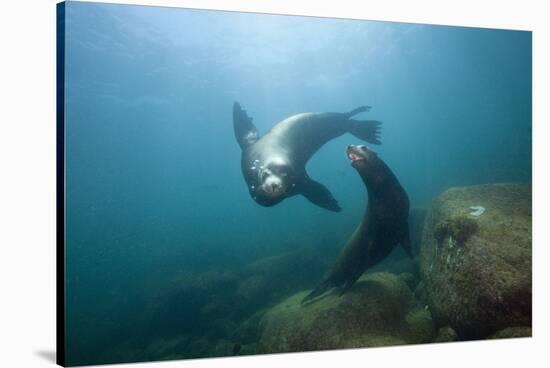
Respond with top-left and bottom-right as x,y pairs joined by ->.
349,119 -> 382,145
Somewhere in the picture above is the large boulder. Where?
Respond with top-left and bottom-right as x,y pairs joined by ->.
488,326 -> 532,339
257,272 -> 434,353
419,183 -> 531,339
409,207 -> 428,255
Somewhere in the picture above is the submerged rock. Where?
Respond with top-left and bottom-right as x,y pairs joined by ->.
419,183 -> 532,339
231,309 -> 266,345
434,326 -> 458,342
257,272 -> 434,353
399,272 -> 418,290
235,246 -> 328,314
488,326 -> 531,339
413,281 -> 428,306
126,246 -> 329,360
409,207 -> 428,255
234,343 -> 257,356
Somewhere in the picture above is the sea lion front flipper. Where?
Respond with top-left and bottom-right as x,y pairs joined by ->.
300,176 -> 341,212
233,102 -> 259,150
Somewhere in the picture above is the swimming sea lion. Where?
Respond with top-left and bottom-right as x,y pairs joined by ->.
233,102 -> 382,211
302,144 -> 412,303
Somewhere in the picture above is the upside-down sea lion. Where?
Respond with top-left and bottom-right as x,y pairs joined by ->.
302,144 -> 412,303
233,102 -> 382,211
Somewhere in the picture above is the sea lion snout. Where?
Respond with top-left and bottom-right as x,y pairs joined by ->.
262,175 -> 286,196
346,145 -> 368,163
254,181 -> 286,207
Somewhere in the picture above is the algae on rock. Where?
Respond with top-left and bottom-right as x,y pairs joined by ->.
419,183 -> 531,339
257,272 -> 434,353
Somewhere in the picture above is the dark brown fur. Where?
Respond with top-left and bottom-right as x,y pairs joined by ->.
302,145 -> 411,303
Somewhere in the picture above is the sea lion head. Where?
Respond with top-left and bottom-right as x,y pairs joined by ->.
346,144 -> 378,171
244,156 -> 294,207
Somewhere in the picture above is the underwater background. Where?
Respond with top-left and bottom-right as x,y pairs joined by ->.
63,1 -> 532,365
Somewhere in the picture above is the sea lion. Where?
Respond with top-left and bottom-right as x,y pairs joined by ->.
302,144 -> 412,303
233,102 -> 382,211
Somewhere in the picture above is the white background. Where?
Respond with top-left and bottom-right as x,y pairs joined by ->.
0,0 -> 548,367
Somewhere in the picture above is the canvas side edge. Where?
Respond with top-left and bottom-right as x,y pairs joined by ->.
56,2 -> 67,367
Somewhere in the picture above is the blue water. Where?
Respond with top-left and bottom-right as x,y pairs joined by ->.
63,1 -> 531,365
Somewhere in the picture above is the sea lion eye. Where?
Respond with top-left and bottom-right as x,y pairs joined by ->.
359,145 -> 367,151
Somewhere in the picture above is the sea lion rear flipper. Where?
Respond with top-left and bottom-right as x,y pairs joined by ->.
300,176 -> 341,212
400,227 -> 414,258
233,102 -> 259,150
345,105 -> 371,118
301,280 -> 331,304
348,119 -> 382,145
338,280 -> 356,296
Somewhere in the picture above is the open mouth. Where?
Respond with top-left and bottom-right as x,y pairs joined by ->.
347,152 -> 364,162
262,178 -> 285,197
263,186 -> 281,196
346,146 -> 366,162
